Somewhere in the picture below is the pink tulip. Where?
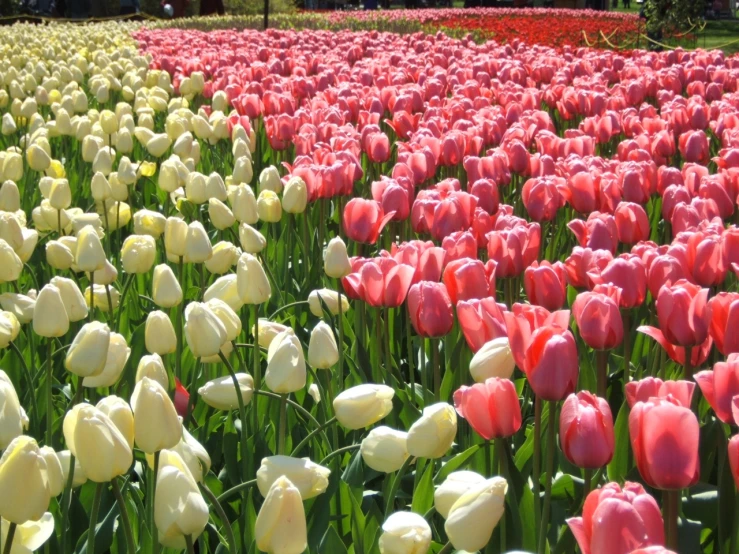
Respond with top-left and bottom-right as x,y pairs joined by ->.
407,281 -> 454,338
679,130 -> 710,165
614,202 -> 650,245
441,231 -> 478,265
342,258 -> 414,308
655,280 -> 711,347
560,391 -> 614,469
343,199 -> 394,245
442,257 -> 495,305
523,260 -> 567,311
588,255 -> 647,309
568,212 -> 619,254
457,297 -> 508,353
694,356 -> 739,423
573,285 -> 624,350
453,378 -> 522,440
389,241 -> 445,284
625,377 -> 695,409
708,292 -> 739,356
564,247 -> 613,289
487,222 -> 541,278
522,175 -> 567,222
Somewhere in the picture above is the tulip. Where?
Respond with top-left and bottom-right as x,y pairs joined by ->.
308,321 -> 339,369
567,482 -> 665,554
164,217 -> 188,260
360,426 -> 409,473
255,476 -> 307,554
205,241 -> 240,274
253,319 -> 293,349
155,451 -> 209,548
46,240 -> 74,270
282,176 -> 307,214
444,477 -> 507,552
64,321 -> 110,378
454,377 -> 521,440
343,199 -> 394,245
524,260 -> 567,311
63,404 -> 132,482
75,225 -> 106,273
232,156 -> 254,185
0,436 -> 51,524
456,297 -> 508,353
256,456 -> 330,500
183,221 -> 212,263
629,397 -> 699,489
614,202 -> 650,245
406,403 -> 457,459
625,377 -> 695,409
0,293 -> 35,325
145,311 -> 177,355
257,190 -> 282,222
136,354 -> 169,391
198,374 -> 254,411
184,302 -> 227,359
39,447 -> 64,497
152,264 -> 183,308
467,337 -> 516,382
266,330 -> 306,394
560,392 -> 614,469
334,384 -> 394,430
96,396 -> 134,449
121,235 -> 156,274
0,240 -> 23,283
442,257 -> 494,305
84,284 -> 119,313
729,436 -> 739,489
32,285 -> 69,338
239,223 -> 267,254
130,377 -> 182,454
259,166 -> 283,194
324,237 -> 352,279
157,426 -> 211,484
487,223 -> 541,278
50,277 -> 88,322
0,371 -> 27,450
343,259 -> 414,308
378,512 -> 432,554
572,286 -> 624,350
146,134 -> 172,158
205,275 -> 244,313
134,209 -> 167,238
656,280 -> 711,347
694,358 -> 739,423
708,292 -> 739,356
205,299 -> 242,342
57,450 -> 87,488
407,282 -> 454,338
308,288 -> 350,317
26,144 -> 51,172
434,471 -> 486,519
237,253 -> 271,305
0,311 -> 19,349
588,255 -> 647,309
308,384 -> 321,404
229,184 -> 258,224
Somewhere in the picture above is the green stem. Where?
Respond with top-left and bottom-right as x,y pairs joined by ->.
216,479 -> 257,504
664,489 -> 680,550
114,273 -> 135,333
421,337 -> 429,406
432,339 -> 440,401
184,534 -> 195,554
437,541 -> 454,554
89,270 -> 94,319
150,451 -> 160,554
185,358 -> 200,427
583,468 -> 593,504
199,482 -> 237,554
219,350 -> 249,483
60,383 -> 83,553
622,310 -> 631,381
496,438 -> 508,554
277,393 -> 288,455
336,278 -> 344,391
596,349 -> 608,398
252,304 -> 260,435
175,257 -> 184,383
268,301 -> 309,321
87,483 -> 104,554
111,478 -> 135,554
2,523 -> 16,554
319,444 -> 360,466
45,339 -> 53,447
406,310 -> 415,407
538,400 -> 558,554
291,417 -> 338,457
732,492 -> 739,554
533,395 -> 542,541
10,341 -> 37,435
384,455 -> 415,519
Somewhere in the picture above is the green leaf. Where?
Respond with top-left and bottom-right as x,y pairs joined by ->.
410,462 -> 435,515
607,402 -> 630,483
319,525 -> 348,554
434,445 -> 481,483
341,450 -> 365,489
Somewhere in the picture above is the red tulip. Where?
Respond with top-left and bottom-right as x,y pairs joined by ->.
523,325 -> 579,401
560,391 -> 614,469
442,257 -> 495,305
441,231 -> 478,264
174,378 -> 190,418
614,202 -> 650,245
588,255 -> 647,309
630,396 -> 700,490
407,281 -> 454,338
694,357 -> 739,423
487,222 -> 541,278
729,436 -> 739,489
572,285 -> 624,350
342,258 -> 414,308
343,199 -> 394,245
564,247 -> 613,289
625,377 -> 695,409
389,241 -> 445,284
655,280 -> 711,347
523,260 -> 566,310
568,212 -> 619,254
708,292 -> 739,356
456,297 -> 508,353
453,378 -> 522,440
567,482 -> 665,554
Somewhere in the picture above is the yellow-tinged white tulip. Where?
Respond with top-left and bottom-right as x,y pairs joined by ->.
434,471 -> 486,519
146,133 -> 172,158
26,144 -> 50,172
255,476 -> 307,554
253,319 -> 292,349
324,237 -> 352,279
135,354 -> 169,391
198,374 -> 254,411
256,456 -> 330,500
0,239 -> 23,283
92,146 -> 115,176
204,298 -> 241,342
0,212 -> 24,251
257,190 -> 282,223
83,332 -> 130,388
206,172 -> 227,201
148,424 -> 211,484
0,312 -> 20,349
444,477 -> 507,552
131,377 -> 182,454
152,264 -> 182,308
232,156 -> 253,185
0,371 -> 27,450
95,396 -> 134,450
3,153 -> 22,182
204,241 -> 240,275
237,252 -> 271,305
360,427 -> 409,474
133,209 -> 167,238
184,302 -> 227,359
45,240 -> 74,270
49,276 -> 87,322
406,403 -> 457,459
228,183 -> 258,224
204,274 -> 243,312
65,321 -> 110,378
84,285 -> 119,313
183,221 -> 212,263
308,288 -> 350,318
47,178 -> 71,210
238,223 -> 266,254
0,292 -> 35,324
56,449 -> 87,488
259,166 -> 283,194
308,321 -> 339,370
75,225 -> 106,273
469,337 -> 515,382
334,384 -> 394,430
282,176 -> 307,214
154,450 -> 209,548
17,228 -> 38,264
0,512 -> 55,554
145,311 -> 177,355
101,201 -> 131,231
308,384 -> 321,404
32,285 -> 69,338
0,181 -> 20,212
39,447 -> 64,497
378,512 -> 432,554
209,198 -> 235,230
0,436 -> 51,524
266,330 -> 306,394
1,113 -> 16,136
121,234 -> 156,274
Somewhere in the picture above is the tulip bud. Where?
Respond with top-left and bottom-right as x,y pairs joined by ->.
308,384 -> 321,404
1,113 -> 16,135
65,321 -> 110,378
96,396 -> 134,449
131,377 -> 181,453
238,223 -> 266,254
39,446 -> 64,496
146,311 -> 177,355
323,237 -> 351,279
0,436 -> 51,524
0,181 -> 20,212
184,221 -> 212,263
0,312 -> 20,349
255,477 -> 307,554
253,319 -> 292,349
134,209 -> 166,238
229,184 -> 258,224
27,143 -> 51,172
208,198 -> 236,230
47,179 -> 71,210
154,451 -> 209,548
334,384 -> 394,430
198,374 -> 254,411
46,240 -> 75,270
469,337 -> 515,382
308,288 -> 349,318
259,166 -> 283,194
237,253 -> 271,305
75,225 -> 106,273
84,285 -> 119,313
154,425 -> 211,484
56,450 -> 87,488
256,456 -> 330,500
49,276 -> 88,322
146,134 -> 172,158
0,239 -> 22,282
444,477 -> 507,552
308,321 -> 339,369
379,512 -> 432,554
136,354 -> 169,391
282,176 -> 307,214
204,241 -> 240,275
407,403 -> 457,459
184,302 -> 227,359
434,471 -> 486,519
32,284 -> 69,338
360,426 -> 409,473
121,234 -> 156,274
0,292 -> 35,324
0,371 -> 28,450
152,264 -> 183,308
257,190 -> 282,222
92,147 -> 115,176
266,330 -> 306,394
232,156 -> 253,185
164,217 -> 187,259
204,274 -> 243,312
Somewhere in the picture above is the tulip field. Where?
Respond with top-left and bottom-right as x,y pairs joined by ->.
2,10 -> 739,554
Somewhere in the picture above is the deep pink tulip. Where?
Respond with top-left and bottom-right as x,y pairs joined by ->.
564,247 -> 613,289
431,192 -> 477,241
568,212 -> 619,254
679,130 -> 710,165
441,231 -> 478,264
365,132 -> 390,164
708,292 -> 739,356
573,285 -> 624,350
524,260 -> 567,311
442,257 -> 495,305
614,202 -> 650,245
453,378 -> 522,440
371,178 -> 412,222
523,325 -> 579,401
625,377 -> 695,409
567,482 -> 665,554
694,356 -> 739,423
686,231 -> 727,287
389,241 -> 445,284
588,255 -> 647,309
656,280 -> 711,348
629,396 -> 700,490
457,297 -> 508,353
407,281 -> 454,338
486,222 -> 541,278
647,254 -> 688,299
343,199 -> 394,245
504,303 -> 571,371
560,391 -> 614,469
342,258 -> 414,308
522,175 -> 567,222
630,548 -> 677,554
469,179 -> 499,215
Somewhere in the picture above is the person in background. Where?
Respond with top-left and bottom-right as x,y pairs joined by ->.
120,0 -> 139,14
200,0 -> 224,15
161,0 -> 187,17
